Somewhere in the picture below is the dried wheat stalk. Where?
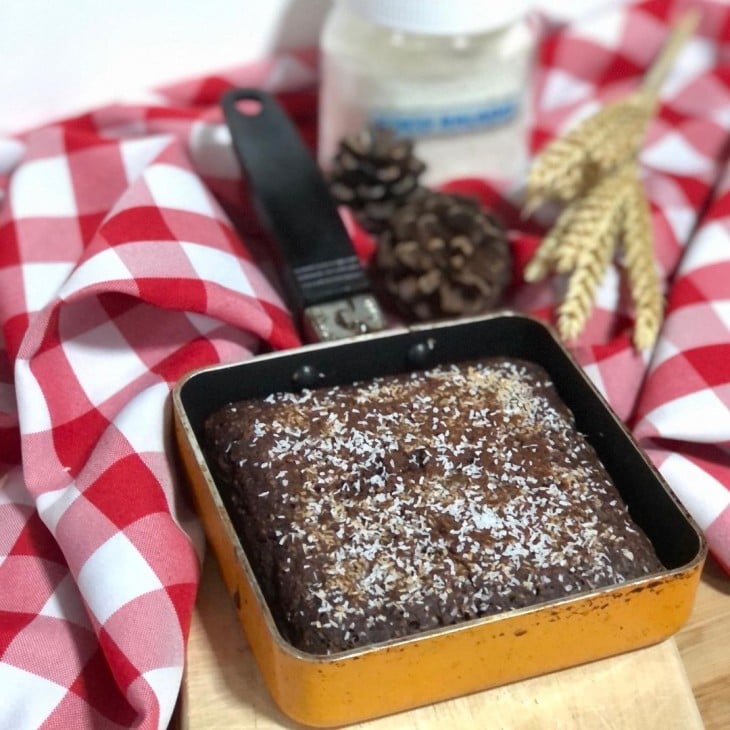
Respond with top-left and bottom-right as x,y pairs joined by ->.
525,165 -> 627,283
524,95 -> 653,214
555,165 -> 633,341
522,11 -> 698,349
523,205 -> 577,282
622,171 -> 664,349
525,11 -> 698,213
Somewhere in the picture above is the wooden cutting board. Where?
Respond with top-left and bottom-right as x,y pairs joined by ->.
179,555 -> 704,730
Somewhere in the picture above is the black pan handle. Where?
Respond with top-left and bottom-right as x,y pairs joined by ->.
222,88 -> 371,315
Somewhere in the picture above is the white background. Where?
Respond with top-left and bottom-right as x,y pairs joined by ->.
1,0 -> 629,135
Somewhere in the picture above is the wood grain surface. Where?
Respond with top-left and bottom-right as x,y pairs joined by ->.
675,555 -> 730,730
177,553 -> 730,729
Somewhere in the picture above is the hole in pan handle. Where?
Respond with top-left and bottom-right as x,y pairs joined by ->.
221,88 -> 377,326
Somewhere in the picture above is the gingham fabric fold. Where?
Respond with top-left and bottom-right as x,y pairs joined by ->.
0,1 -> 728,727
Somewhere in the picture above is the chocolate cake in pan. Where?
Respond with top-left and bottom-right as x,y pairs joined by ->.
203,356 -> 661,655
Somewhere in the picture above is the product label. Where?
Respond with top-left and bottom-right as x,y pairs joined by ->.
370,97 -> 520,137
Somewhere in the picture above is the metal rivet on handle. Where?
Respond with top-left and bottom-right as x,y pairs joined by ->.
292,364 -> 321,389
408,338 -> 436,367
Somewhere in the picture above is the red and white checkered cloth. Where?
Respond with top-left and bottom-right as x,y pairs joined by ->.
0,0 -> 727,726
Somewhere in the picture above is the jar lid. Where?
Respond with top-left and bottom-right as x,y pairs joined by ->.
347,0 -> 531,35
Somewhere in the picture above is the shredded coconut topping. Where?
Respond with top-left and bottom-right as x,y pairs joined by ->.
206,358 -> 661,654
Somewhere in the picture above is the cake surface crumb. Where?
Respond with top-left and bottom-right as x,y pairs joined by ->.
204,358 -> 662,654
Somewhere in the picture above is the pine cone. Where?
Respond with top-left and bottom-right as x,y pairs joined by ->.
328,127 -> 426,233
374,191 -> 512,321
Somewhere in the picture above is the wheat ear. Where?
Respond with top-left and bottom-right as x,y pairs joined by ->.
524,134 -> 595,214
524,10 -> 699,215
622,170 -> 664,349
555,164 -> 633,274
526,95 -> 653,214
581,95 -> 654,168
523,205 -> 578,282
556,168 -> 632,341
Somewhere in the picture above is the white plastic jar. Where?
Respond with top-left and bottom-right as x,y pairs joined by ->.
318,0 -> 536,185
